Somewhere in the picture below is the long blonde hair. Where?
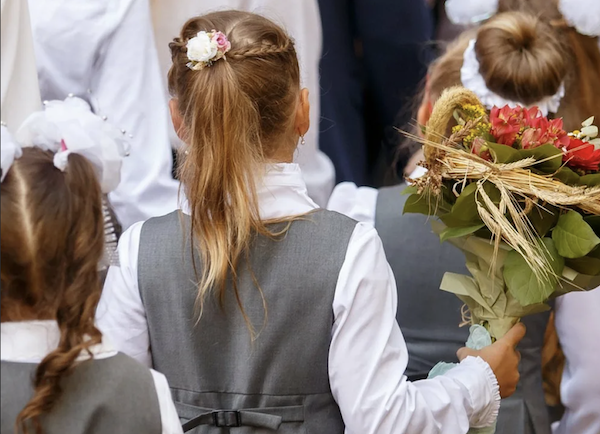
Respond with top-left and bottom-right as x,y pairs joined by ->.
167,11 -> 301,324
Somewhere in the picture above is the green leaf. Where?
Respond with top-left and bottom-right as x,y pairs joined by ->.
518,144 -> 564,174
565,253 -> 600,276
580,173 -> 600,187
565,244 -> 600,275
584,216 -> 600,236
403,194 -> 435,216
552,210 -> 600,258
436,182 -> 458,213
401,185 -> 419,195
554,167 -> 580,185
439,224 -> 485,243
447,181 -> 501,226
528,205 -> 559,237
503,238 -> 565,305
487,142 -> 520,164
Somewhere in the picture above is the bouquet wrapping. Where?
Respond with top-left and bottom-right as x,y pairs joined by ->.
404,87 -> 600,342
404,88 -> 599,432
404,87 -> 600,433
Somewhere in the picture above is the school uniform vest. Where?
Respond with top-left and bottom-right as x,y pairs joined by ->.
138,210 -> 355,433
375,185 -> 552,434
1,353 -> 161,434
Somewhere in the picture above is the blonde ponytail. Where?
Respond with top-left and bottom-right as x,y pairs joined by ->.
168,11 -> 301,325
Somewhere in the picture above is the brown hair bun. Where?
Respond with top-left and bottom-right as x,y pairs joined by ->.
475,13 -> 568,106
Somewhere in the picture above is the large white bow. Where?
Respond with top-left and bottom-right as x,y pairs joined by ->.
14,96 -> 129,193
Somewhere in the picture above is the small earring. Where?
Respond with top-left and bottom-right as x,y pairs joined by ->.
300,135 -> 306,145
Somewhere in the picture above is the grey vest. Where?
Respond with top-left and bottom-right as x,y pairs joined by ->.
376,185 -> 552,434
138,210 -> 355,434
1,353 -> 161,434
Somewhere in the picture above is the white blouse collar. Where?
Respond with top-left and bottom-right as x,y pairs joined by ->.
179,163 -> 320,220
1,320 -> 117,363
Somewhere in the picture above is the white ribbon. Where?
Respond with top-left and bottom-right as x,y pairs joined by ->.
446,0 -> 600,37
558,0 -> 600,37
15,96 -> 129,193
445,0 -> 498,25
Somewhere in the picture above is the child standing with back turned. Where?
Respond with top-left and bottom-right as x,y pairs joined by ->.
98,10 -> 525,433
1,99 -> 182,434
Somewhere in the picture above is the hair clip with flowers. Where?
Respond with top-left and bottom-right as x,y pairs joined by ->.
186,30 -> 231,71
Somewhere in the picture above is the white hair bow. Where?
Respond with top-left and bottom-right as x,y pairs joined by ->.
445,0 -> 498,25
446,0 -> 600,37
558,0 -> 600,37
14,96 -> 129,193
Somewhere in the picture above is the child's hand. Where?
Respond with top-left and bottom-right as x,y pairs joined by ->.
457,323 -> 526,398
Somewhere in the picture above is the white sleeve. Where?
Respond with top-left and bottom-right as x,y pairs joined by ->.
92,0 -> 179,229
150,369 -> 184,434
97,221 -> 152,367
329,223 -> 500,434
553,288 -> 600,434
327,182 -> 379,225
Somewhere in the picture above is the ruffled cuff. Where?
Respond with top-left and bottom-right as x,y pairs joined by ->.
444,355 -> 501,428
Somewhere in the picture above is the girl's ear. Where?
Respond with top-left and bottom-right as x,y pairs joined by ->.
169,99 -> 186,141
295,88 -> 310,137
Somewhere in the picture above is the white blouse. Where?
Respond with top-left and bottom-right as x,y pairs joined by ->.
98,163 -> 500,434
27,0 -> 180,229
1,320 -> 183,434
553,289 -> 600,434
328,181 -> 600,434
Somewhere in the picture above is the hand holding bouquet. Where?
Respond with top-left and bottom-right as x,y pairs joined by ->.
404,87 -> 600,340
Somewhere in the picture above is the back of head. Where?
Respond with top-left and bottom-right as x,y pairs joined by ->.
167,11 -> 302,321
168,10 -> 300,157
427,8 -> 600,130
1,148 -> 104,432
475,13 -> 567,106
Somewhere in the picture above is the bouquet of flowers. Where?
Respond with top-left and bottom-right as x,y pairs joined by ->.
404,86 -> 600,341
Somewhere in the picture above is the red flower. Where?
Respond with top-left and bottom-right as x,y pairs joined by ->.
562,138 -> 600,172
521,116 -> 569,150
490,105 -> 539,147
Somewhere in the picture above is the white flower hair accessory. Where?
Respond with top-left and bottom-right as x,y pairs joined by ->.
558,0 -> 600,37
1,126 -> 22,183
461,39 -> 565,116
186,30 -> 231,71
15,96 -> 130,193
445,0 -> 498,25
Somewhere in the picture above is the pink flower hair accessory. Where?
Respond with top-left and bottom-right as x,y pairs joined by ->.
186,30 -> 232,71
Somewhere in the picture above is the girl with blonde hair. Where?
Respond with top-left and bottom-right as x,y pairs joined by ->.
98,9 -> 526,434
